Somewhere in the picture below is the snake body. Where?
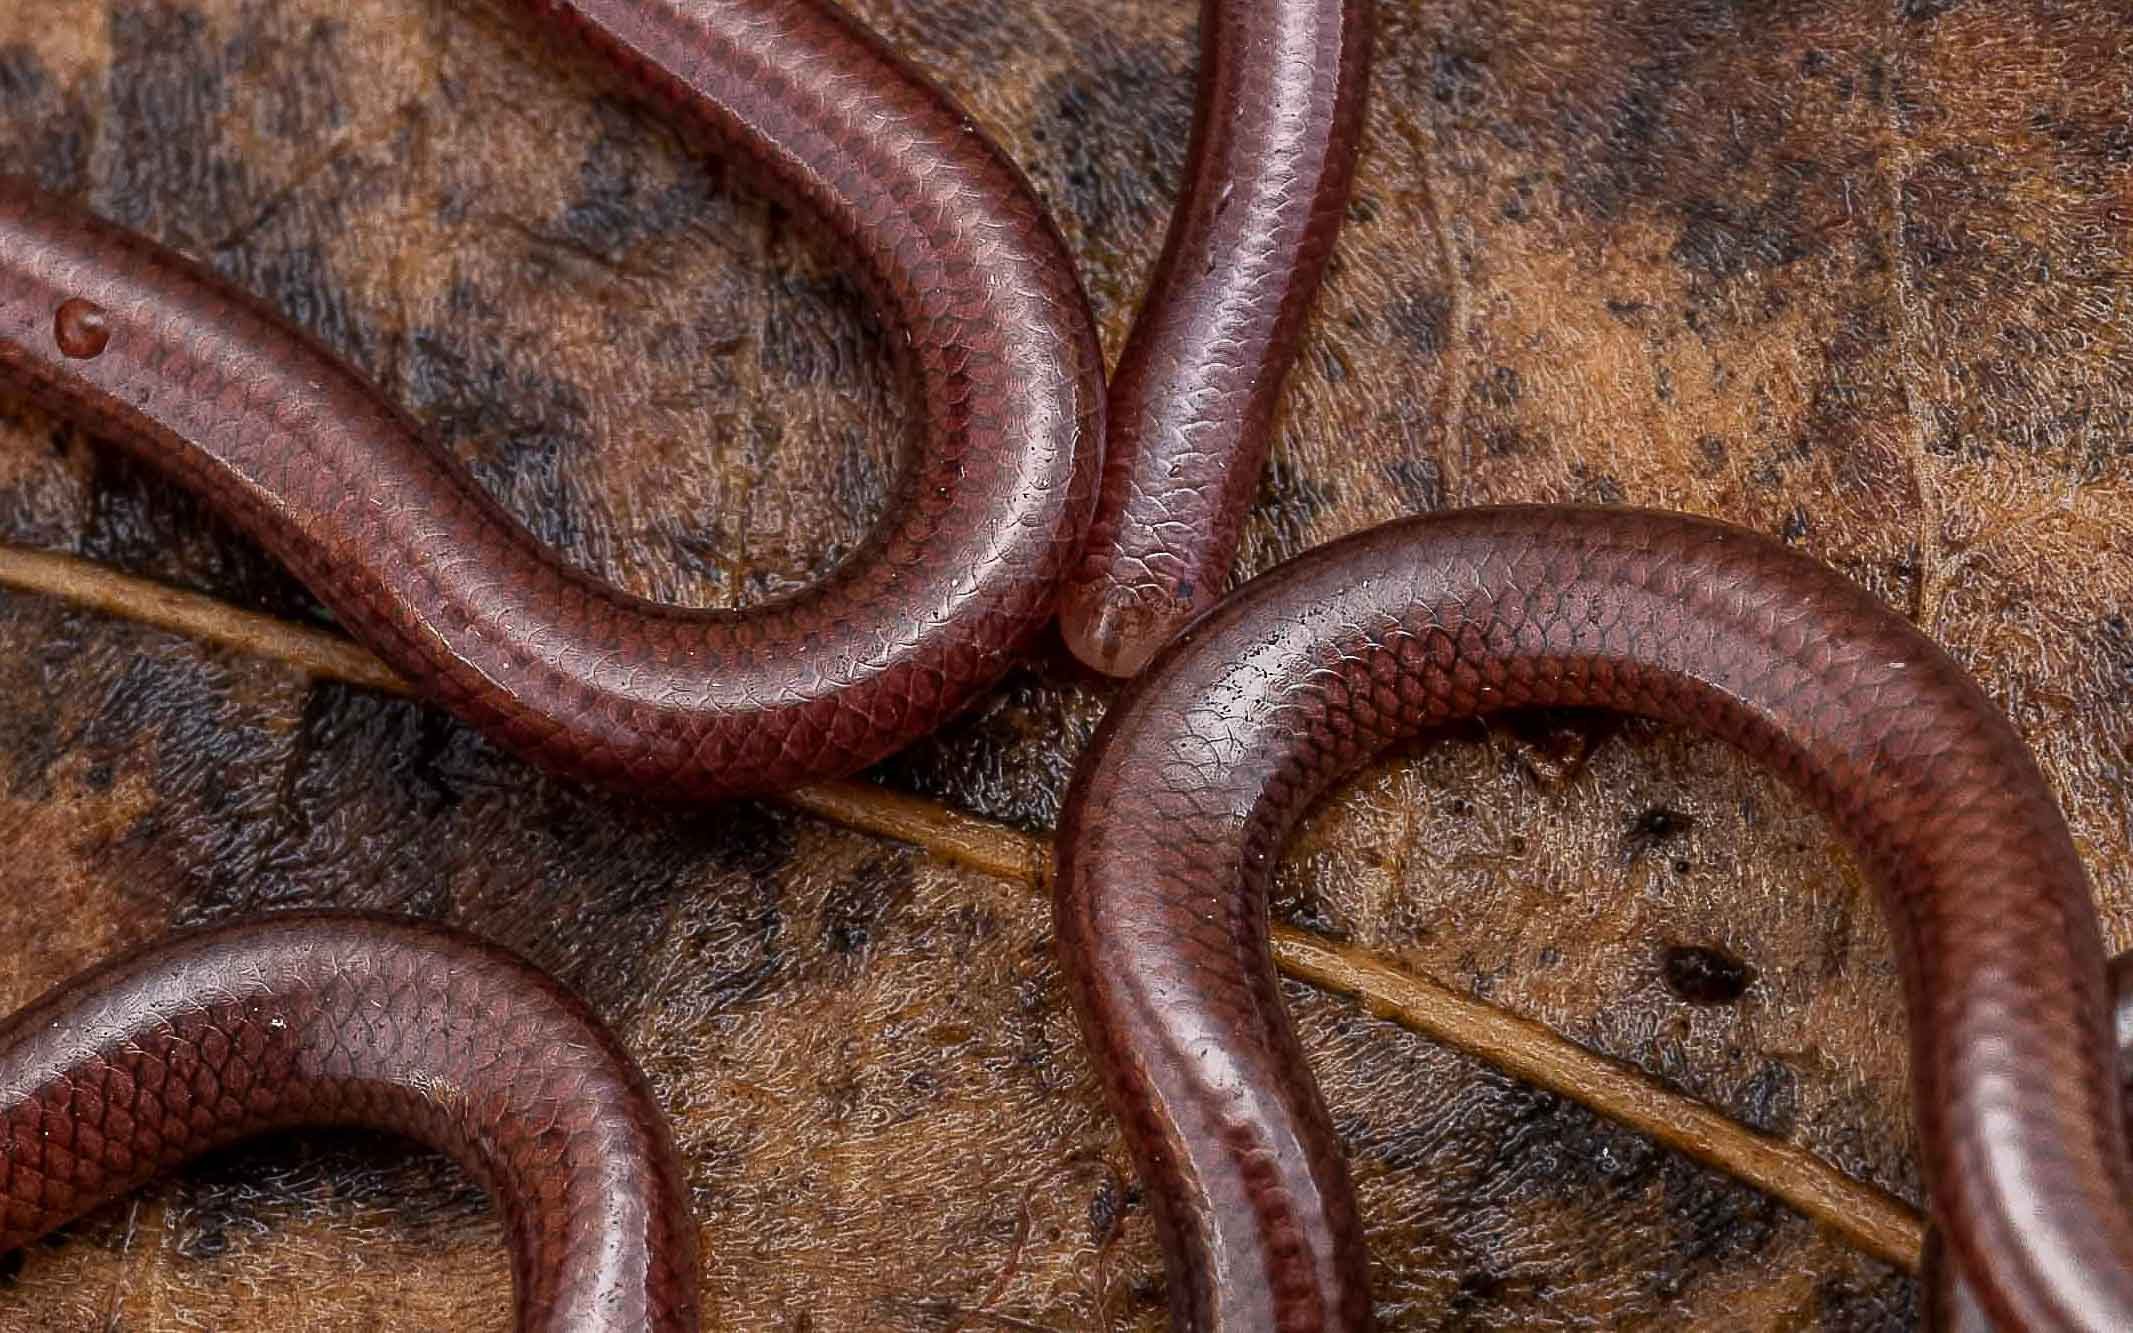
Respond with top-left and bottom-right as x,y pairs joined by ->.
0,912 -> 697,1331
1055,507 -> 2133,1331
0,2 -> 2123,1329
0,0 -> 1103,801
1057,0 -> 1373,679
0,0 -> 1107,1318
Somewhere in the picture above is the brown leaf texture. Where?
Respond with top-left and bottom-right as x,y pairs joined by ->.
0,1 -> 2126,1329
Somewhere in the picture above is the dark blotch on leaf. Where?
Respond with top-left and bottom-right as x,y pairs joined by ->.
1662,944 -> 1756,1006
1625,805 -> 1694,858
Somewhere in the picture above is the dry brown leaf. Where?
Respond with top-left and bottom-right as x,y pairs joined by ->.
0,1 -> 2128,1328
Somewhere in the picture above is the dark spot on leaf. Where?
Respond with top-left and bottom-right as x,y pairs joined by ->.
1625,805 -> 1694,858
1087,1175 -> 1124,1243
1384,457 -> 1443,510
1388,287 -> 1451,359
1672,195 -> 1817,285
1472,365 -> 1523,410
820,851 -> 914,956
1572,462 -> 1627,504
1662,944 -> 1756,1006
102,4 -> 244,238
1815,1265 -> 1923,1328
1451,1267 -> 1506,1313
1733,1060 -> 1799,1135
2100,615 -> 2133,689
556,98 -> 721,254
1429,46 -> 1489,111
0,44 -> 91,190
1030,39 -> 1191,265
873,669 -> 1103,829
403,331 -> 597,555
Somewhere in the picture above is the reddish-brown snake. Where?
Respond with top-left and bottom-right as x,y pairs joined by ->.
1056,506 -> 2133,1331
0,0 -> 1107,1320
0,0 -> 1103,802
0,912 -> 697,1331
1927,950 -> 2133,1332
1058,0 -> 1373,679
0,0 -> 2123,1329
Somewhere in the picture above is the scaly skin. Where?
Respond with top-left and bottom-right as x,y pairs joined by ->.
0,0 -> 1104,799
0,912 -> 697,1330
1926,951 -> 2133,1332
1056,506 -> 2133,1331
1058,0 -> 1373,678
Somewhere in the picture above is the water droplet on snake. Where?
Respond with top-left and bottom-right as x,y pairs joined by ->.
54,298 -> 111,359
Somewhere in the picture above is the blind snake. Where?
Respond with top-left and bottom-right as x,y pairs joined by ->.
0,0 -> 1106,1322
0,912 -> 698,1330
0,0 -> 1105,803
0,1 -> 2124,1329
1055,507 -> 2133,1331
